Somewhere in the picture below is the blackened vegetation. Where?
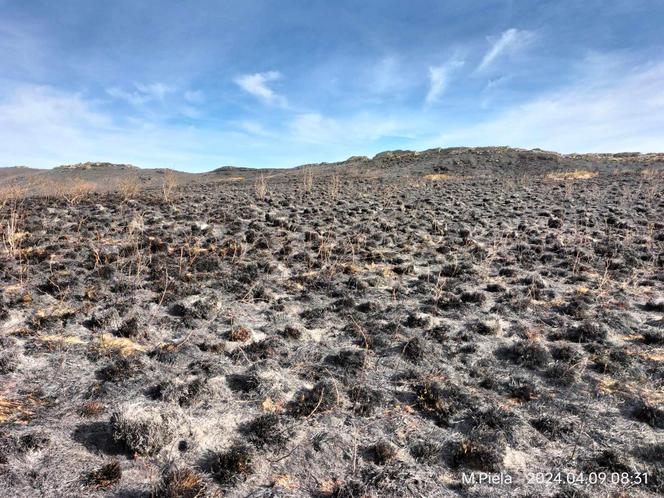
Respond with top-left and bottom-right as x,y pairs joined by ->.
289,379 -> 338,417
239,414 -> 291,449
208,444 -> 254,486
496,339 -> 550,368
630,399 -> 664,429
325,349 -> 367,380
1,149 -> 664,496
451,432 -> 506,472
413,381 -> 474,426
348,385 -> 383,416
229,336 -> 286,363
366,440 -> 397,465
85,460 -> 122,490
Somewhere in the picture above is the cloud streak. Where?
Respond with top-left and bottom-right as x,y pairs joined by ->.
3,54 -> 663,171
436,58 -> 664,152
426,60 -> 464,104
478,28 -> 534,71
107,82 -> 174,106
0,84 -> 413,169
234,71 -> 287,107
288,112 -> 403,145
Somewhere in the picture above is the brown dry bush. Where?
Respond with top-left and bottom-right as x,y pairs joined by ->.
0,183 -> 27,210
452,434 -> 505,472
228,326 -> 252,342
367,440 -> 397,465
118,175 -> 141,200
57,178 -> 96,205
153,467 -> 208,498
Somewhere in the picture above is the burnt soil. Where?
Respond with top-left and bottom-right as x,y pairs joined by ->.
1,149 -> 664,497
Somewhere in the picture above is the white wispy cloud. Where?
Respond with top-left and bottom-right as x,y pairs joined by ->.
0,83 -> 410,169
435,56 -> 664,152
368,56 -> 407,95
135,82 -> 172,100
289,112 -> 407,145
1,85 -> 114,166
107,82 -> 174,106
478,28 -> 534,71
3,52 -> 662,171
106,87 -> 148,106
426,60 -> 464,104
234,70 -> 287,107
0,84 -> 236,168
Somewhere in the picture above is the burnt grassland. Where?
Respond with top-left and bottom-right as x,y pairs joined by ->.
1,159 -> 664,497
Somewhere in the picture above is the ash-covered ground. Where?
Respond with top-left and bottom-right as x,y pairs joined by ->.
1,149 -> 664,497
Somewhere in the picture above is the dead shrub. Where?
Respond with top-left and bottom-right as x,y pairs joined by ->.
228,326 -> 252,342
0,351 -> 19,374
118,175 -> 141,201
57,178 -> 96,205
451,433 -> 505,471
153,467 -> 207,498
0,188 -> 25,258
86,460 -> 122,490
254,173 -> 268,200
154,377 -> 209,408
495,340 -> 550,368
162,170 -> 178,202
631,399 -> 664,429
209,443 -> 254,486
530,415 -> 574,440
367,440 -> 397,465
329,173 -> 341,200
413,381 -> 472,426
347,385 -> 383,416
79,401 -> 105,417
289,379 -> 339,417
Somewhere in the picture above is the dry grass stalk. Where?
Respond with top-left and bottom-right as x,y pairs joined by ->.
2,204 -> 22,258
0,397 -> 22,423
545,170 -> 598,181
329,173 -> 341,200
1,184 -> 28,258
162,170 -> 178,202
641,167 -> 664,178
302,167 -> 314,194
254,173 -> 268,200
95,334 -> 145,356
423,173 -> 455,181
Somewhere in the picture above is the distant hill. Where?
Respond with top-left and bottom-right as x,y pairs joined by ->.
2,147 -> 663,194
54,161 -> 140,171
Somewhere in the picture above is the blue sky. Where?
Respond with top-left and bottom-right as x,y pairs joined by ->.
1,0 -> 663,170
